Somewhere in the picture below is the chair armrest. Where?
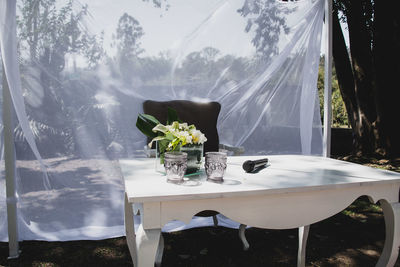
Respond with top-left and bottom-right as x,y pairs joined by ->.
219,143 -> 245,156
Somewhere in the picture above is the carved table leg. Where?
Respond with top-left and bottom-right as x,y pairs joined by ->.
297,225 -> 310,267
239,224 -> 250,251
135,225 -> 162,267
125,194 -> 163,267
125,193 -> 137,265
212,215 -> 219,227
376,200 -> 400,267
155,234 -> 164,267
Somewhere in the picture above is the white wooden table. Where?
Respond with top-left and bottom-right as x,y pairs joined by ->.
120,155 -> 400,267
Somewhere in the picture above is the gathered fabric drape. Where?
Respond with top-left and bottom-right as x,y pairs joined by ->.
1,0 -> 324,241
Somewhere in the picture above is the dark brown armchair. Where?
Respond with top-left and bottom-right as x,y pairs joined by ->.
141,100 -> 249,251
143,100 -> 244,155
143,100 -> 220,216
143,100 -> 221,153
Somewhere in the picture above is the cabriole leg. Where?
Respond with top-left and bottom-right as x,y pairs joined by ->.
212,215 -> 218,227
155,234 -> 164,267
297,225 -> 310,267
376,201 -> 400,267
239,224 -> 249,251
124,193 -> 137,265
135,225 -> 162,267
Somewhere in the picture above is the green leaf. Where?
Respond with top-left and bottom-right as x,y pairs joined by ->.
148,136 -> 167,148
157,139 -> 170,165
136,113 -> 160,139
174,143 -> 182,151
167,107 -> 182,125
165,132 -> 174,141
169,138 -> 181,151
152,124 -> 168,134
158,139 -> 170,154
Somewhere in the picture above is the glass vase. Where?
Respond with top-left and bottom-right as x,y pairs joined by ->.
180,144 -> 203,175
155,141 -> 165,174
155,141 -> 203,175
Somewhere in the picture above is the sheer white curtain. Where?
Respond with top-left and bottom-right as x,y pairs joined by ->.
1,0 -> 324,241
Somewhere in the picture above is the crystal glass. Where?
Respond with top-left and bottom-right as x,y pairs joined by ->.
164,152 -> 188,184
205,151 -> 227,182
156,142 -> 203,175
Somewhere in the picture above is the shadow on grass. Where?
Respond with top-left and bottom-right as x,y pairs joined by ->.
1,197 -> 400,267
1,155 -> 400,266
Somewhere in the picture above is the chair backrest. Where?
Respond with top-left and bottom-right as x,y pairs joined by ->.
143,100 -> 221,153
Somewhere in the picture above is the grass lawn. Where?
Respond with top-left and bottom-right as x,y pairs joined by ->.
1,155 -> 400,267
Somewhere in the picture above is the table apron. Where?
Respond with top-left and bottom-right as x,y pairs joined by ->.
152,183 -> 399,229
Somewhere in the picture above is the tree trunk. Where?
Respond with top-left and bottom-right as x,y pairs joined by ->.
373,1 -> 400,157
332,10 -> 357,133
333,0 -> 400,157
345,0 -> 378,155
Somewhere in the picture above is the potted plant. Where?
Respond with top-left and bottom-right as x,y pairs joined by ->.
136,108 -> 207,174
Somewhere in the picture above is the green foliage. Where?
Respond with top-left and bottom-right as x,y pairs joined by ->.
14,1 -> 350,158
136,108 -> 184,163
17,0 -> 104,68
136,108 -> 181,140
114,13 -> 144,59
142,0 -> 170,10
166,107 -> 181,125
14,0 -> 107,157
238,1 -> 292,60
135,114 -> 160,139
318,59 -> 349,128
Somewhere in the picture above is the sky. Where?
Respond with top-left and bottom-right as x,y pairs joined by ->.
64,0 -> 347,63
78,0 -> 256,58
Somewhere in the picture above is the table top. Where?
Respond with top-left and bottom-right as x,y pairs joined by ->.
120,155 -> 400,203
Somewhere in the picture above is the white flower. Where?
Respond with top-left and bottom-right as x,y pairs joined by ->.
191,129 -> 207,144
179,122 -> 189,130
176,130 -> 192,145
150,120 -> 207,151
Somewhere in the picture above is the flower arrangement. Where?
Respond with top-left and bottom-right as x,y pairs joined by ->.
136,107 -> 207,159
149,121 -> 207,152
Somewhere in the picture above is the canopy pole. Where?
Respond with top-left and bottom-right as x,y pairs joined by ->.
323,0 -> 332,158
2,64 -> 20,259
